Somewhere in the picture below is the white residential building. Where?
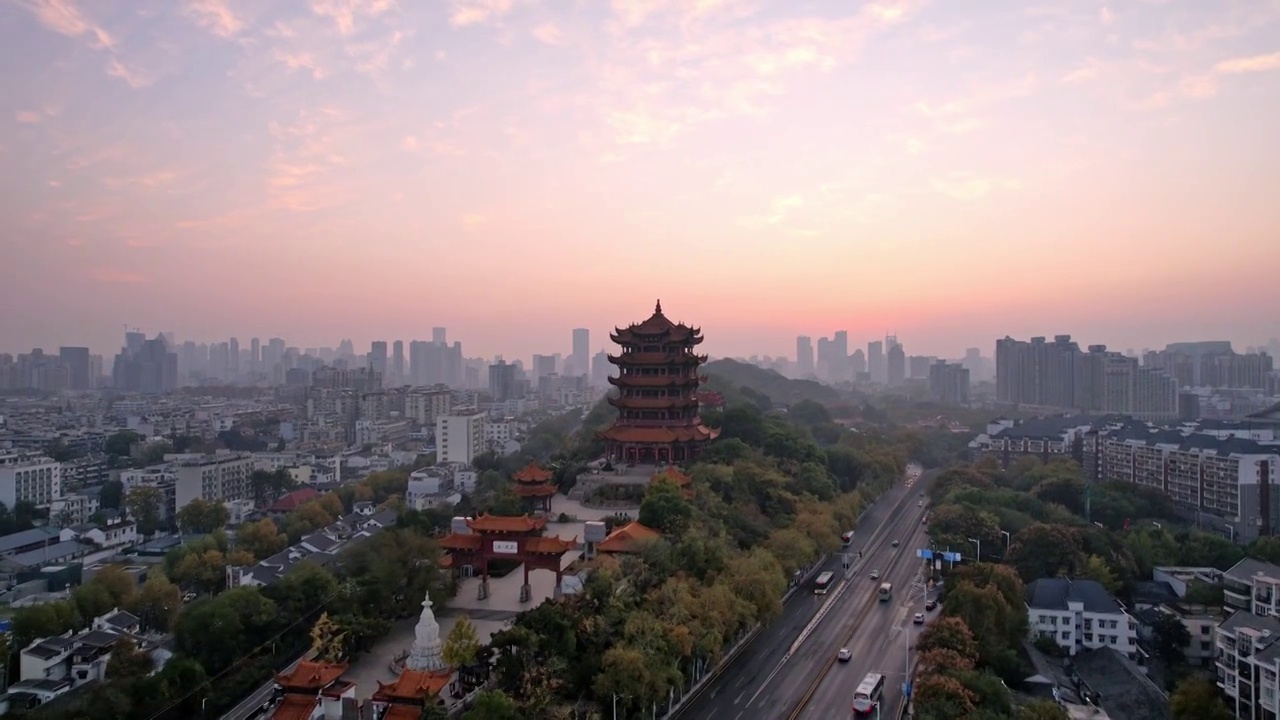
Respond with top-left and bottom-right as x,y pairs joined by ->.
484,418 -> 519,449
119,467 -> 176,491
1026,578 -> 1139,659
60,519 -> 138,549
436,408 -> 485,465
173,452 -> 254,513
0,452 -> 62,509
49,493 -> 100,527
1224,557 -> 1280,617
405,388 -> 452,426
406,467 -> 459,510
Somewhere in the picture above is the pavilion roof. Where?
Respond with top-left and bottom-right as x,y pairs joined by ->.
274,660 -> 348,691
513,463 -> 554,483
373,668 -> 453,701
597,521 -> 661,554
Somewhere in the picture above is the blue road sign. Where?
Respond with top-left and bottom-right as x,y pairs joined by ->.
917,549 -> 934,559
941,551 -> 962,563
903,681 -> 913,697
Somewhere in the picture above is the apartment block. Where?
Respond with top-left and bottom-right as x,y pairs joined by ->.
1026,578 -> 1140,659
405,388 -> 452,425
174,452 -> 255,512
0,451 -> 62,509
928,361 -> 970,405
435,408 -> 485,465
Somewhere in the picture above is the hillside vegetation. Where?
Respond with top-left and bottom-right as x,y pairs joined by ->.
703,358 -> 843,408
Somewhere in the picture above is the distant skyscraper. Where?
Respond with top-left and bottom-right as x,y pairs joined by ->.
392,340 -> 405,384
250,337 -> 261,370
886,336 -> 905,387
868,341 -> 885,384
851,348 -> 867,379
432,327 -> 447,345
228,337 -> 240,376
832,331 -> 849,382
488,360 -> 518,401
58,347 -> 90,390
368,341 -> 388,385
796,336 -> 814,377
571,328 -> 590,378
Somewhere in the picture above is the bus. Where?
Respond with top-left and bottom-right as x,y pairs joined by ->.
878,582 -> 892,601
841,530 -> 855,547
814,571 -> 835,595
852,672 -> 885,715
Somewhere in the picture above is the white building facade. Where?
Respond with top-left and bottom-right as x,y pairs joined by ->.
435,409 -> 485,465
1026,578 -> 1140,658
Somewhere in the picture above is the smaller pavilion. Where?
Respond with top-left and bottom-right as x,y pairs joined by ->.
650,466 -> 695,499
270,660 -> 353,720
512,463 -> 558,514
597,520 -> 662,555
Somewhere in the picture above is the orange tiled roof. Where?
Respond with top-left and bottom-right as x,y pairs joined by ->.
512,463 -> 554,483
271,694 -> 320,720
610,301 -> 702,342
275,660 -> 348,691
524,536 -> 577,554
598,425 -> 720,444
652,467 -> 692,486
597,521 -> 661,554
514,483 -> 558,497
465,513 -> 547,534
439,533 -> 483,551
373,668 -> 453,701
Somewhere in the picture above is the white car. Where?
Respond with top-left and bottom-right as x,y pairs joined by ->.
913,613 -> 925,625
837,648 -> 852,662
869,570 -> 880,580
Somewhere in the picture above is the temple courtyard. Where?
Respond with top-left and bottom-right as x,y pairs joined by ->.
341,493 -> 638,700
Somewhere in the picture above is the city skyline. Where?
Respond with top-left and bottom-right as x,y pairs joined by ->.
3,1 -> 1280,360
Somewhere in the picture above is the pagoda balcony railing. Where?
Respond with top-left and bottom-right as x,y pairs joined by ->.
612,418 -> 703,428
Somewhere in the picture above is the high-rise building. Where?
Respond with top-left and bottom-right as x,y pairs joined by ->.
570,328 -> 590,378
868,341 -> 885,384
58,347 -> 91,390
488,360 -> 518,401
368,341 -> 388,385
112,333 -> 178,393
796,336 -> 814,377
229,337 -> 240,377
250,337 -> 261,370
996,335 -> 1178,419
436,408 -> 486,465
929,361 -> 970,405
851,348 -> 867,379
531,354 -> 557,381
832,331 -> 849,383
432,327 -> 447,346
886,336 -> 905,387
392,340 -> 405,384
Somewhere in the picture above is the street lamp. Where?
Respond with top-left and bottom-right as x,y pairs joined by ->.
1225,523 -> 1236,543
1000,530 -> 1011,555
967,537 -> 980,561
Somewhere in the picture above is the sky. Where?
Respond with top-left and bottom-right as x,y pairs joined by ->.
2,0 -> 1279,363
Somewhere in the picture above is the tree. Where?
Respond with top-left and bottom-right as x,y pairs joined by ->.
99,479 -> 124,510
1018,698 -> 1070,719
105,430 -> 141,457
106,638 -> 154,679
1079,555 -> 1122,595
638,478 -> 694,534
73,582 -> 116,621
1170,674 -> 1232,720
91,565 -> 139,606
310,612 -> 347,663
443,614 -> 481,668
236,518 -> 288,560
917,616 -> 979,660
1006,523 -> 1085,582
130,574 -> 182,632
177,499 -> 230,534
462,691 -> 521,720
124,486 -> 163,536
1150,610 -> 1192,666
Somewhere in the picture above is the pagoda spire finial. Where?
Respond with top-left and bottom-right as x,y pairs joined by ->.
655,299 -> 663,314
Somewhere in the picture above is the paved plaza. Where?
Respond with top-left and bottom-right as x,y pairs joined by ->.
342,494 -> 639,700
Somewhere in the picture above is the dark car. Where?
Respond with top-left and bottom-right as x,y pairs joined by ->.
925,599 -> 937,611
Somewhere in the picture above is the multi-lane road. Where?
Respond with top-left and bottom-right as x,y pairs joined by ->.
678,465 -> 934,720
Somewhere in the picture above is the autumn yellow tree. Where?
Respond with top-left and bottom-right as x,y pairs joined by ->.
442,614 -> 480,668
310,612 -> 346,663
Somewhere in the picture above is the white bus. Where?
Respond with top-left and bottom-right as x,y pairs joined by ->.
852,672 -> 885,715
814,571 -> 835,595
878,582 -> 892,601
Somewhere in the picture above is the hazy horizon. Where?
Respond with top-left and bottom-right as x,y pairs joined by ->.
3,0 -> 1279,362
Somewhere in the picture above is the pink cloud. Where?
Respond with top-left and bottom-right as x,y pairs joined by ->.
15,0 -> 114,49
185,0 -> 246,38
449,0 -> 514,27
531,22 -> 563,46
310,0 -> 395,35
15,110 -> 43,124
1215,51 -> 1280,74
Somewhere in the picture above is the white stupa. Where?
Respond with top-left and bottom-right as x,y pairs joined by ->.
404,590 -> 448,672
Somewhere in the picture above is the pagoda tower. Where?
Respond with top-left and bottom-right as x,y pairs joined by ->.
512,463 -> 557,514
599,300 -> 720,465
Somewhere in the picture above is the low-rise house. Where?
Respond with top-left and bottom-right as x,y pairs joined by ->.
60,519 -> 137,549
227,507 -> 398,588
1026,578 -> 1140,659
18,608 -> 153,692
